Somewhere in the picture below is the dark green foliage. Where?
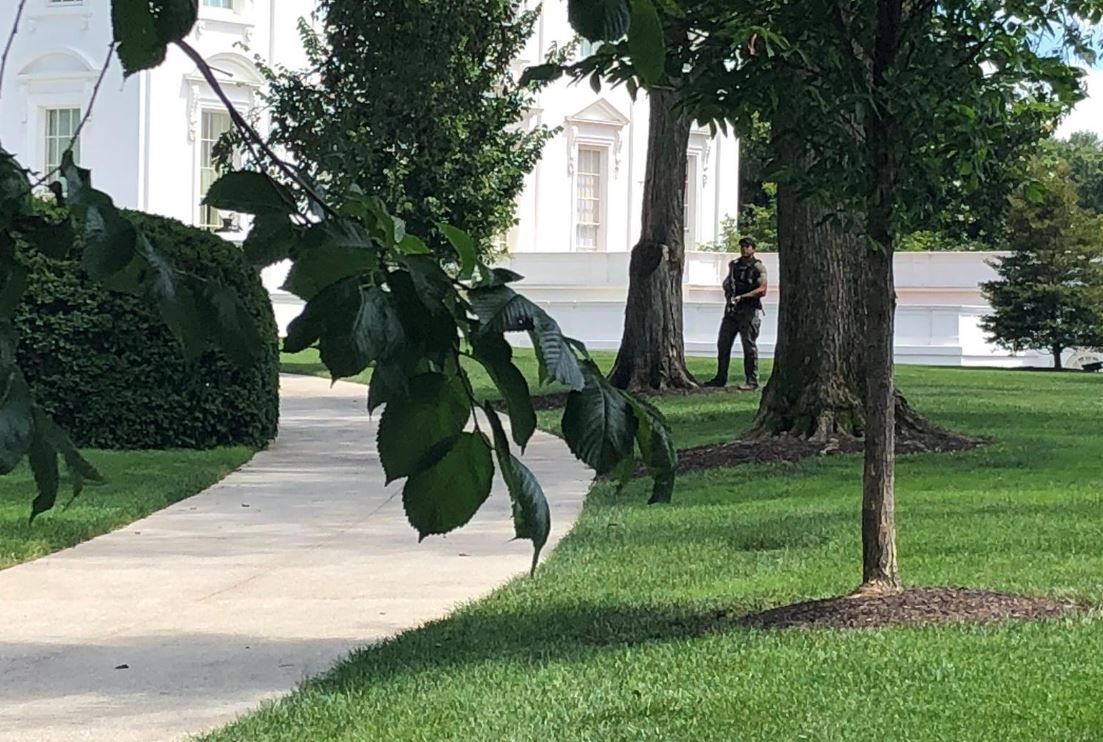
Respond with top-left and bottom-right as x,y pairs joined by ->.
981,159 -> 1103,364
258,0 -> 553,256
1045,131 -> 1103,215
15,210 -> 279,450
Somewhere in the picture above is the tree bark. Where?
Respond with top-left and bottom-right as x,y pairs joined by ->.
608,89 -> 697,392
1053,346 -> 1063,370
859,0 -> 903,593
748,120 -> 867,441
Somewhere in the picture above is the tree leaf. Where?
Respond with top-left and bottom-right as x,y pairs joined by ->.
402,432 -> 494,539
282,219 -> 378,300
112,0 -> 165,75
472,334 -> 537,450
561,363 -> 638,474
27,428 -> 58,524
397,234 -> 431,255
243,214 -> 299,269
484,404 -> 550,574
202,283 -> 265,367
530,314 -> 585,391
319,286 -> 405,380
568,0 -> 631,41
0,365 -> 34,475
204,172 -> 296,216
628,0 -> 666,86
624,395 -> 677,504
35,409 -> 102,505
438,223 -> 477,280
377,373 -> 470,483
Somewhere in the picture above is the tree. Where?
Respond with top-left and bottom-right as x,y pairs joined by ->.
1045,131 -> 1103,215
547,1 -> 723,392
1,0 -> 678,568
982,158 -> 1103,368
258,0 -> 552,255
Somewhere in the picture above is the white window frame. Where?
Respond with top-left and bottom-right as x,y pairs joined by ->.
43,106 -> 82,182
573,145 -> 608,252
684,153 -> 700,250
197,108 -> 236,231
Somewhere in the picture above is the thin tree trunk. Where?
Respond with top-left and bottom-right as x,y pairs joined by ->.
859,0 -> 903,593
608,89 -> 697,392
1053,346 -> 1063,370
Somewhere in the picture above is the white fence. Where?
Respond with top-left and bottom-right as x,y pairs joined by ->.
264,250 -> 1054,368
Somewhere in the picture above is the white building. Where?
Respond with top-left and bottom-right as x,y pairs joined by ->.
0,2 -> 1057,367
506,2 -> 741,254
0,0 -> 314,227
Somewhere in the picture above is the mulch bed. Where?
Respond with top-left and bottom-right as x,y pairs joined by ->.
676,430 -> 987,474
733,587 -> 1081,630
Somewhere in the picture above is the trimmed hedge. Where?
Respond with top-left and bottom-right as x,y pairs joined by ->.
16,210 -> 279,450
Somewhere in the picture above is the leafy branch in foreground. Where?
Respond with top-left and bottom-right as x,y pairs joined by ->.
226,179 -> 677,570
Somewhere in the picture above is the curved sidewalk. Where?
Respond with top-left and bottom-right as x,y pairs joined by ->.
0,375 -> 591,742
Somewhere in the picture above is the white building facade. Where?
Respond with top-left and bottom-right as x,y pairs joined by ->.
0,0 -> 314,227
507,2 -> 740,254
1,2 -> 1053,367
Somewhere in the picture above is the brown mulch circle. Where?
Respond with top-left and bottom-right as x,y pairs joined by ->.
735,587 -> 1081,630
677,430 -> 987,474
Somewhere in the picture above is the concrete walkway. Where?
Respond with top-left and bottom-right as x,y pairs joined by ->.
0,375 -> 591,742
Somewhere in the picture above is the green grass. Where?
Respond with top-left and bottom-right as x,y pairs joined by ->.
226,354 -> 1103,741
0,447 -> 254,569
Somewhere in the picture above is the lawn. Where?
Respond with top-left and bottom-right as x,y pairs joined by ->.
0,447 -> 254,570
223,352 -> 1103,741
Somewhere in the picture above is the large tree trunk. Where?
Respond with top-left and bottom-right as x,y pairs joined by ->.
749,121 -> 867,441
608,89 -> 697,392
748,112 -> 943,450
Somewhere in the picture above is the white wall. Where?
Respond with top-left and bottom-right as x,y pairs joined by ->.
497,250 -> 1055,367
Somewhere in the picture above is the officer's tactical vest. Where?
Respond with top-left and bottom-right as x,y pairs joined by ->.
728,259 -> 764,310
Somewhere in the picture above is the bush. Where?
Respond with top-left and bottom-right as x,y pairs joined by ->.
15,209 -> 279,450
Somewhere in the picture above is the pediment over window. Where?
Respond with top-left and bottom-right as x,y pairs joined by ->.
566,99 -> 630,128
17,50 -> 96,78
188,53 -> 263,88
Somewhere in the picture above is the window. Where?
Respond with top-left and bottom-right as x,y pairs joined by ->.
45,107 -> 81,180
202,0 -> 234,8
575,146 -> 605,251
684,154 -> 699,249
199,110 -> 233,230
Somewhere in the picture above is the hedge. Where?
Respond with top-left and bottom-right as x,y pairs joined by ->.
15,209 -> 280,450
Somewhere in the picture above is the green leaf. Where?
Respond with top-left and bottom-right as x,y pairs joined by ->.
151,0 -> 198,45
152,267 -> 206,361
112,0 -> 165,75
18,214 -> 74,260
438,223 -> 477,280
282,219 -> 378,300
484,405 -> 550,574
472,334 -> 537,449
79,200 -> 139,282
27,429 -> 59,524
367,361 -> 409,414
0,366 -> 34,475
397,234 -> 431,255
320,286 -> 405,380
568,0 -> 631,41
35,409 -> 102,505
204,172 -> 296,216
519,64 -> 565,87
530,314 -> 585,391
377,373 -> 470,483
202,283 -> 265,367
402,432 -> 494,539
243,215 -> 299,269
561,363 -> 637,474
283,279 -> 357,354
624,395 -> 677,504
0,263 -> 28,319
628,0 -> 666,85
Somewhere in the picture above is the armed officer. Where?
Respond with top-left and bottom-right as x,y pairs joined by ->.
704,236 -> 768,390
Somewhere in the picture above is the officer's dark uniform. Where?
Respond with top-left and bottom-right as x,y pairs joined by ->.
713,257 -> 766,387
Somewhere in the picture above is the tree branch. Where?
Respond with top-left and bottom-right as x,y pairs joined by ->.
173,39 -> 339,219
0,0 -> 28,100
